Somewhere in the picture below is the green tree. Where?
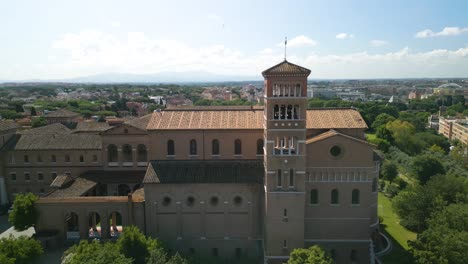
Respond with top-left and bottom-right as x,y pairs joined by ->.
0,236 -> 43,264
31,116 -> 47,128
117,225 -> 150,264
410,203 -> 468,264
411,154 -> 446,184
63,240 -> 132,264
381,161 -> 398,183
0,109 -> 20,119
288,245 -> 333,264
371,113 -> 395,131
8,193 -> 38,231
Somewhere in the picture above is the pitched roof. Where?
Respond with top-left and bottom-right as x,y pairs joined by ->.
262,60 -> 311,77
46,177 -> 97,198
306,129 -> 374,146
14,134 -> 101,150
50,174 -> 74,188
73,121 -> 111,133
0,120 -> 19,132
20,123 -> 71,135
146,160 -> 263,184
124,114 -> 152,130
45,109 -> 80,118
147,107 -> 367,130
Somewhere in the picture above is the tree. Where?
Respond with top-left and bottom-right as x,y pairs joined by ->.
31,116 -> 47,128
117,226 -> 151,264
0,236 -> 43,264
8,193 -> 38,231
30,106 -> 37,116
381,161 -> 398,183
371,113 -> 395,131
410,203 -> 468,264
288,245 -> 333,264
411,154 -> 446,184
63,240 -> 132,264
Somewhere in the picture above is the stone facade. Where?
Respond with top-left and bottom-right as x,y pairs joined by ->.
2,60 -> 379,264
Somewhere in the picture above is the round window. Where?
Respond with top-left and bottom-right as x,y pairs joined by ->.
162,196 -> 171,206
330,145 -> 342,157
186,196 -> 195,207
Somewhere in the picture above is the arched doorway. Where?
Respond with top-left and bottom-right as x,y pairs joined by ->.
118,184 -> 131,196
65,212 -> 80,240
88,212 -> 101,238
110,211 -> 123,239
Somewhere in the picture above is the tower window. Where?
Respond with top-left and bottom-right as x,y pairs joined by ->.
273,105 -> 279,119
256,139 -> 264,155
352,189 -> 360,205
310,189 -> 318,204
277,170 -> 282,188
289,169 -> 294,187
331,189 -> 339,204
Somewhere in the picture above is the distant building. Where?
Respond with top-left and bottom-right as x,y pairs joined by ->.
439,117 -> 468,145
44,109 -> 80,125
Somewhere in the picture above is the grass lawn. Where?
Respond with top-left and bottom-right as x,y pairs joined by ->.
378,192 -> 417,264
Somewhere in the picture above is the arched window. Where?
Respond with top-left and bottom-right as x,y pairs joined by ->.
51,155 -> 56,163
122,145 -> 133,162
277,169 -> 282,187
212,139 -> 220,155
310,189 -> 318,204
331,189 -> 339,204
295,84 -> 301,97
137,144 -> 147,162
256,139 -> 264,155
234,139 -> 242,155
273,105 -> 279,119
107,144 -> 118,162
280,105 -> 286,119
190,139 -> 197,155
352,189 -> 360,204
287,105 -> 292,119
167,140 -> 175,155
289,169 -> 294,187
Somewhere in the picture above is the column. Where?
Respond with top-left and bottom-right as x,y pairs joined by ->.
101,213 -> 110,239
79,212 -> 88,239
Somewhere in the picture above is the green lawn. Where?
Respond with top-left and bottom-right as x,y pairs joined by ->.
378,192 -> 417,264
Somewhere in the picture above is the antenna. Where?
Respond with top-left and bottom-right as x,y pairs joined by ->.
284,36 -> 288,61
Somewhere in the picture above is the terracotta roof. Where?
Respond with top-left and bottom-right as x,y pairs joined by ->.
73,121 -> 111,133
0,120 -> 19,132
50,174 -> 73,188
306,108 -> 368,129
262,60 -> 311,77
124,114 -> 152,130
46,177 -> 97,198
143,163 -> 159,184
37,195 -> 143,203
20,123 -> 71,135
306,129 -> 374,146
14,134 -> 101,150
147,160 -> 263,184
44,109 -> 80,118
147,108 -> 367,130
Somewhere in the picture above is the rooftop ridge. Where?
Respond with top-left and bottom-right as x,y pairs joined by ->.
164,105 -> 264,111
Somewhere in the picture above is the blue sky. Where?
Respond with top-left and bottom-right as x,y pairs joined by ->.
1,0 -> 468,80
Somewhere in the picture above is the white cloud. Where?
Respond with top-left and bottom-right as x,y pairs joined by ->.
415,27 -> 468,38
370,40 -> 388,47
13,30 -> 468,80
279,35 -> 317,47
336,33 -> 354,39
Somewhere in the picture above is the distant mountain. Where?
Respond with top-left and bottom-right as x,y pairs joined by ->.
59,71 -> 260,83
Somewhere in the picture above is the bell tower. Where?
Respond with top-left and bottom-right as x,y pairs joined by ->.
262,59 -> 311,262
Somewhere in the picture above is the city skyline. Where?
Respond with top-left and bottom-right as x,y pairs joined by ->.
1,0 -> 468,80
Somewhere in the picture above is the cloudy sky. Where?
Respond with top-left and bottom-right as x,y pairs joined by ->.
1,0 -> 468,80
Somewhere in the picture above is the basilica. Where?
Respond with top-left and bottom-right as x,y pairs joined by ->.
0,60 -> 379,264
